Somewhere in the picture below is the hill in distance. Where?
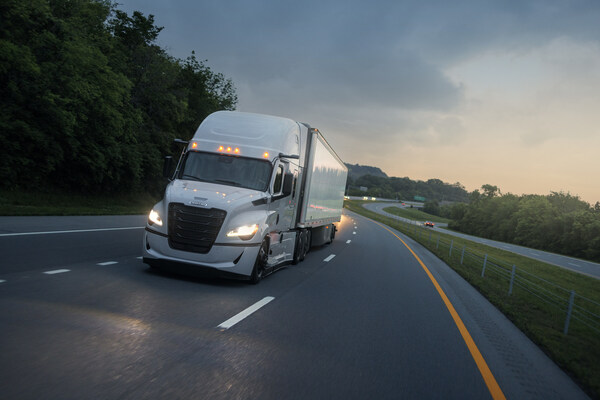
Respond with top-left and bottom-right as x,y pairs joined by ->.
345,162 -> 469,203
345,163 -> 388,180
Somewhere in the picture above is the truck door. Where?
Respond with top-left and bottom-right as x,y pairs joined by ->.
266,160 -> 297,265
270,160 -> 295,230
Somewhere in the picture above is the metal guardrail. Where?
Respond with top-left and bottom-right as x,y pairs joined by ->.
396,218 -> 600,337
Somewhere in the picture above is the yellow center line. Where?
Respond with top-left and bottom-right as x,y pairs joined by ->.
372,220 -> 506,400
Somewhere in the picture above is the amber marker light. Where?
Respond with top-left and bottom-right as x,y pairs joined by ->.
191,142 -> 198,149
218,146 -> 224,151
263,152 -> 269,158
234,148 -> 240,154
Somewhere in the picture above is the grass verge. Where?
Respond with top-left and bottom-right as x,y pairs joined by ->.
0,189 -> 158,216
346,200 -> 600,398
382,205 -> 451,224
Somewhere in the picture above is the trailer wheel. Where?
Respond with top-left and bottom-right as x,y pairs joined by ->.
250,239 -> 268,284
299,230 -> 308,262
301,230 -> 311,260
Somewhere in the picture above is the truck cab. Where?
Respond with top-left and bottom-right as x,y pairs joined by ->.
143,111 -> 347,283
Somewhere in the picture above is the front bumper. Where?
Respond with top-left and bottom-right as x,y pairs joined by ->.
142,228 -> 261,279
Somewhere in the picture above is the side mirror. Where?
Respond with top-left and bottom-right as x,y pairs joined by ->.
282,172 -> 294,197
163,156 -> 173,179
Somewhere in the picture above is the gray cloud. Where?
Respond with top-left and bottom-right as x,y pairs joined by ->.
118,0 -> 600,147
113,0 -> 600,203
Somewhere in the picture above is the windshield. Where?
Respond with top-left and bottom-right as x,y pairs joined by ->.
179,151 -> 272,191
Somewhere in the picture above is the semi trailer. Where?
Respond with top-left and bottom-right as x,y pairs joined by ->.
143,111 -> 348,283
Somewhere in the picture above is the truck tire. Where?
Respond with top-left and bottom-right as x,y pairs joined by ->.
250,239 -> 268,284
292,231 -> 304,265
301,230 -> 311,260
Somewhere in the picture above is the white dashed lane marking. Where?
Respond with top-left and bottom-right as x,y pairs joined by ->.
44,269 -> 70,275
217,297 -> 275,330
0,227 -> 144,237
323,254 -> 336,262
0,256 -> 144,286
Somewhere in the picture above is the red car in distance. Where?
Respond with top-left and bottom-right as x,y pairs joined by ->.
424,221 -> 435,228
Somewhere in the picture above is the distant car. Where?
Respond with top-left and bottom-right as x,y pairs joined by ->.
424,221 -> 435,227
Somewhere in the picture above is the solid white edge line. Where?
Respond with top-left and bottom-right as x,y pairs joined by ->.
324,254 -> 336,262
0,227 -> 145,237
97,261 -> 118,266
0,280 -> 6,283
217,296 -> 275,330
44,269 -> 70,275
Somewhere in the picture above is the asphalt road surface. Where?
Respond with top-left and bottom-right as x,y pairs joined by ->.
0,212 -> 589,399
364,202 -> 600,279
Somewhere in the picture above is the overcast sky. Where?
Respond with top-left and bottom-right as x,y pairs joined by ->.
119,0 -> 600,204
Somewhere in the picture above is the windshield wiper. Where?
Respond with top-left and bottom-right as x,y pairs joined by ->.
214,179 -> 242,187
181,174 -> 203,182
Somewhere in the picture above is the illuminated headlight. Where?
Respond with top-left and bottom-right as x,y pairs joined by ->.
148,209 -> 163,227
226,224 -> 258,240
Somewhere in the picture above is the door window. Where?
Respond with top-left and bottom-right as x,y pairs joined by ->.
273,165 -> 284,194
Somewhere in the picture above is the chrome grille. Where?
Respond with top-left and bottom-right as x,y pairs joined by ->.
168,203 -> 226,254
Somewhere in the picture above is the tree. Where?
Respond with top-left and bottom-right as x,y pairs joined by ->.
423,200 -> 440,216
0,1 -> 238,195
448,186 -> 600,262
0,0 -> 140,192
0,0 -> 64,187
45,0 -> 141,192
513,196 -> 558,249
481,184 -> 501,198
108,11 -> 237,194
177,52 -> 237,135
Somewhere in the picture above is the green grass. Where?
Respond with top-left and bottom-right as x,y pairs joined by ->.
383,205 -> 451,224
0,189 -> 158,216
345,200 -> 600,398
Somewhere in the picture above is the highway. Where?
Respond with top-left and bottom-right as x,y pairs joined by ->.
0,212 -> 589,399
364,202 -> 600,279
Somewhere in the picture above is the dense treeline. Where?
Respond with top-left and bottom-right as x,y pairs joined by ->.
0,0 -> 236,195
444,185 -> 600,262
347,173 -> 470,203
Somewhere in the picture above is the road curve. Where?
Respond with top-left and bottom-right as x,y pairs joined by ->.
364,202 -> 600,279
0,213 -> 588,399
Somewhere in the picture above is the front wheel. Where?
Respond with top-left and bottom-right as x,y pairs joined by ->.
250,239 -> 268,284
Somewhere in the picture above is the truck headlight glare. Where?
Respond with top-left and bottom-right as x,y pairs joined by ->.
227,224 -> 258,240
149,209 -> 163,227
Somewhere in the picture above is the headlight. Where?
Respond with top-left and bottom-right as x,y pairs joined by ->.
227,224 -> 258,240
148,209 -> 163,227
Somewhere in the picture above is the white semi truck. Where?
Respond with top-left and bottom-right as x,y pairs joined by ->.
143,111 -> 348,283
